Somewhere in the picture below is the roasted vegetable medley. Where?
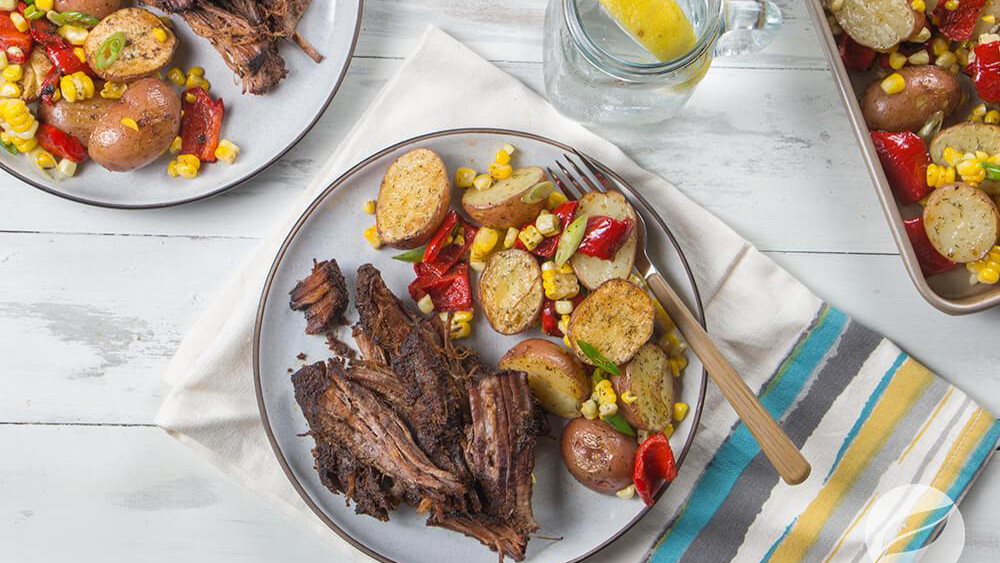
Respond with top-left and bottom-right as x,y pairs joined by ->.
0,1 -> 238,179
363,143 -> 693,504
826,0 -> 1000,285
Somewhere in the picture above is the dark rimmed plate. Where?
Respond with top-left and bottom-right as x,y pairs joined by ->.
253,128 -> 708,563
0,0 -> 362,209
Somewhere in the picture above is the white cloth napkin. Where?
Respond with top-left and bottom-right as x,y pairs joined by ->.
155,26 -> 828,561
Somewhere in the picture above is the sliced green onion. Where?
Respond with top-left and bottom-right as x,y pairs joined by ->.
47,10 -> 100,27
577,339 -> 621,375
520,181 -> 555,204
590,368 -> 605,386
554,214 -> 587,266
2,140 -> 18,155
601,412 -> 635,436
984,163 -> 1000,182
94,31 -> 127,70
23,5 -> 46,20
391,246 -> 426,263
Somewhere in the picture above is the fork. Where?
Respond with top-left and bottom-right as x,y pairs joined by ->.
548,151 -> 811,486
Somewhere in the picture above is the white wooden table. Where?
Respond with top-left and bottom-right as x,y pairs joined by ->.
2,1 -> 997,561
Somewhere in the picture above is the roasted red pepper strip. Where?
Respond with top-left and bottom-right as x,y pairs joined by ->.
838,33 -> 875,71
179,88 -> 225,162
515,201 -> 579,259
968,41 -> 1000,103
903,217 -> 957,276
933,0 -> 987,41
422,210 -> 460,264
36,123 -> 88,162
422,223 -> 477,277
29,17 -> 63,49
408,262 -> 472,311
576,216 -> 634,260
870,131 -> 932,205
45,43 -> 88,75
633,433 -> 678,506
0,11 -> 33,64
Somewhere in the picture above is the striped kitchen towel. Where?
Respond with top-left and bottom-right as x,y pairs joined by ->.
645,305 -> 999,563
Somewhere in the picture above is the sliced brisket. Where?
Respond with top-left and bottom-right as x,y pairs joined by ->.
289,258 -> 348,334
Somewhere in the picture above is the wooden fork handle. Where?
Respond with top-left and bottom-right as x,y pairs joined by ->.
646,272 -> 811,485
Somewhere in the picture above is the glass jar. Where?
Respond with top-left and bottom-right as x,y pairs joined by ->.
543,0 -> 782,126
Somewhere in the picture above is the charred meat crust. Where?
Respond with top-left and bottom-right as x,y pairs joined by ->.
290,264 -> 546,560
289,258 -> 348,334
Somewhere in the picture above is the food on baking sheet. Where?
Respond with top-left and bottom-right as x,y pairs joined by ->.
823,0 -> 1000,286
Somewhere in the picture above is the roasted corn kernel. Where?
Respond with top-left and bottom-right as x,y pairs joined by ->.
889,51 -> 907,70
167,67 -> 186,87
185,74 -> 210,92
488,162 -> 512,180
454,167 -> 476,188
1,64 -> 21,82
417,294 -> 434,314
503,227 -> 519,248
945,0 -> 959,8
120,117 -> 139,132
580,399 -> 598,420
57,25 -> 88,45
168,136 -> 182,154
494,149 -> 511,165
535,211 -> 560,236
363,199 -> 376,214
99,81 -> 127,99
985,14 -> 997,24
470,227 -> 499,261
932,37 -> 949,56
828,0 -> 845,11
453,311 -> 473,323
620,391 -> 638,405
598,402 -> 618,417
881,73 -> 906,95
0,51 -> 7,70
935,51 -> 957,67
554,299 -> 574,316
673,402 -> 689,421
214,139 -> 239,164
188,66 -> 204,77
60,71 -> 94,102
911,0 -> 925,11
167,160 -> 179,177
518,225 -> 544,250
363,225 -> 381,249
908,50 -> 930,65
152,27 -> 168,42
914,27 -> 932,42
10,13 -> 28,33
986,110 -> 1000,125
616,484 -> 636,499
663,423 -> 675,438
35,0 -> 54,10
543,269 -> 579,300
502,142 -> 516,155
56,157 -> 76,177
473,173 -> 492,190
0,81 -> 21,98
942,146 -> 962,166
32,148 -> 55,169
450,321 -> 472,340
546,190 -> 568,209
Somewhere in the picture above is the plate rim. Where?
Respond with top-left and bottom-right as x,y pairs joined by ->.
0,0 -> 364,210
252,127 -> 709,563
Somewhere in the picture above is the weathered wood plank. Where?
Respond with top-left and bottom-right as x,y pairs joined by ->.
0,61 -> 886,255
1,425 -> 996,562
0,233 -> 995,425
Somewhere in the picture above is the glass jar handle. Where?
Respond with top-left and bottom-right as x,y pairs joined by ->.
715,0 -> 783,57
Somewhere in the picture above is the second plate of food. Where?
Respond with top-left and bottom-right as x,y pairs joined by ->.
0,0 -> 361,208
254,129 -> 707,563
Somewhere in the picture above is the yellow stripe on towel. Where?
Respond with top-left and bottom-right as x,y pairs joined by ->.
885,407 -> 994,556
769,359 -> 934,562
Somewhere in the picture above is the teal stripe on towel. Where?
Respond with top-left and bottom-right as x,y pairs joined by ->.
648,307 -> 848,563
824,352 -> 908,480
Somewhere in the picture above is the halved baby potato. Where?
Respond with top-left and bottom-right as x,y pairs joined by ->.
930,123 -> 1000,196
376,148 -> 451,249
612,343 -> 674,432
462,166 -> 549,229
923,183 -> 1000,263
84,8 -> 177,83
479,249 -> 544,334
570,191 -> 638,290
567,278 -> 654,366
499,339 -> 590,419
834,0 -> 923,50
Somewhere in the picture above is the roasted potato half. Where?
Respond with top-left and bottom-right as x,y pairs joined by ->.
88,78 -> 180,172
834,0 -> 923,50
570,191 -> 638,290
84,8 -> 177,83
500,339 -> 590,418
56,0 -> 122,19
479,249 -> 544,335
567,278 -> 654,366
923,183 -> 1000,263
461,167 -> 549,229
375,148 -> 451,249
612,343 -> 674,432
39,97 -> 118,148
861,66 -> 961,133
561,418 -> 637,494
930,123 -> 1000,196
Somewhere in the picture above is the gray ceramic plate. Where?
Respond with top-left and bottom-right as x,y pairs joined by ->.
254,129 -> 707,563
0,0 -> 362,208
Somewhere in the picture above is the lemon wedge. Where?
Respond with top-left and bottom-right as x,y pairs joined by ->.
599,0 -> 697,62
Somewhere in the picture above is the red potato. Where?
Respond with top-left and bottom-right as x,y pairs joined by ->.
560,418 -> 637,494
461,167 -> 550,229
923,183 -> 1000,263
566,278 -> 654,366
612,343 -> 675,432
500,339 -> 590,419
834,0 -> 924,50
861,66 -> 961,133
88,78 -> 181,172
55,0 -> 123,19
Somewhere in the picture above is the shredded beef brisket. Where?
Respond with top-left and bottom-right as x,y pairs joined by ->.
288,263 -> 546,560
289,258 -> 348,334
